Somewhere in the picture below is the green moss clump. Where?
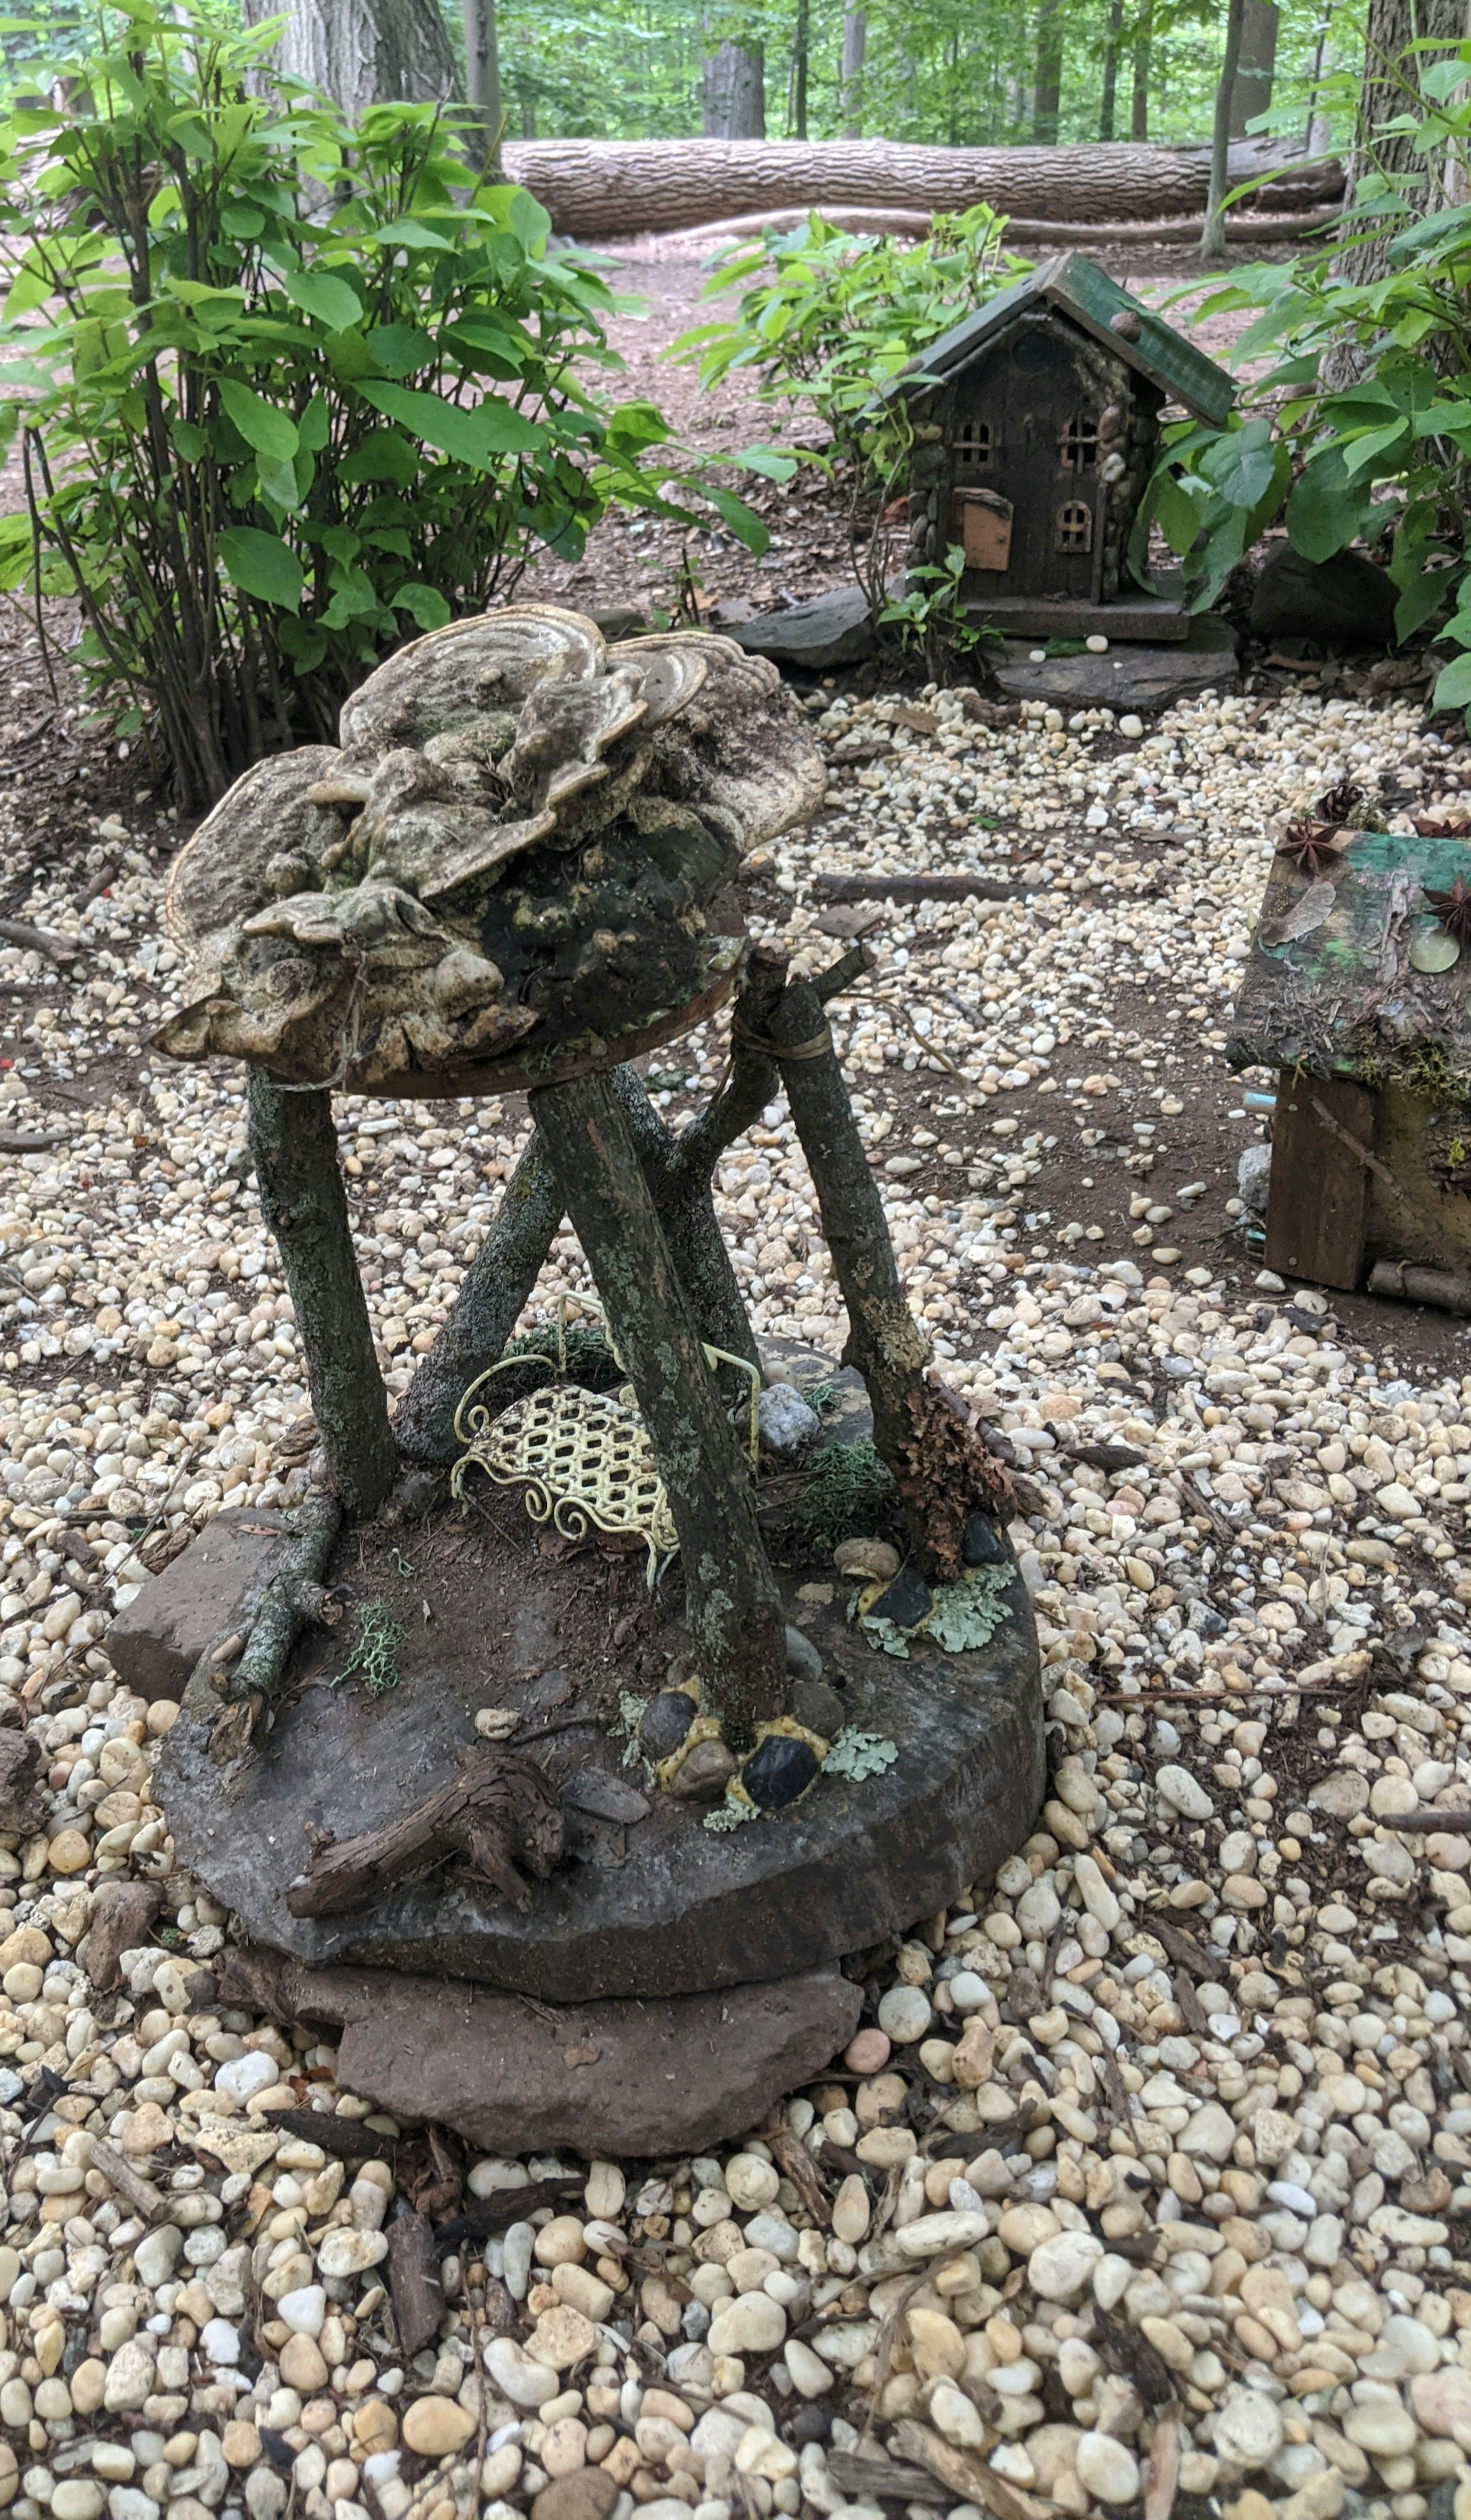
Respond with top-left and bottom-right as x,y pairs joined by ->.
791,1437 -> 898,1558
505,1323 -> 622,1389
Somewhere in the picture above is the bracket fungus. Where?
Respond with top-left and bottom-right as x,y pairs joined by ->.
158,605 -> 826,1096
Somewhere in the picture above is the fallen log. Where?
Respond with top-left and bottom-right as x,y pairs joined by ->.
502,135 -> 1343,241
634,205 -> 1338,252
1368,1259 -> 1471,1315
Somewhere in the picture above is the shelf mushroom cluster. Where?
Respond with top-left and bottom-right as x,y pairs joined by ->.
157,605 -> 826,1095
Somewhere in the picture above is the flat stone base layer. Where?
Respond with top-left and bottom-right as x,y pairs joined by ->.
992,614 -> 1239,713
154,1346 -> 1043,2006
218,1945 -> 863,2156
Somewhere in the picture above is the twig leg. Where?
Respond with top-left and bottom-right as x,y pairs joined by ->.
531,1069 -> 786,1742
246,1072 -> 396,1517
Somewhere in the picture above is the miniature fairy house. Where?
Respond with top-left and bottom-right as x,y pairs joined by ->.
890,252 -> 1235,641
1232,810 -> 1471,1292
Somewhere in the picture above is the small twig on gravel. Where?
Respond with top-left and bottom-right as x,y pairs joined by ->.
91,2137 -> 167,2221
0,1128 -> 70,1152
0,916 -> 78,963
1387,1808 -> 1471,1831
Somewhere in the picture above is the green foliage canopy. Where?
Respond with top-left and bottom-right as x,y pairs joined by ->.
0,0 -> 772,803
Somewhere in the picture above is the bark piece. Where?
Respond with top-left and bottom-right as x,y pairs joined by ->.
286,1743 -> 564,1917
79,1881 -> 163,1995
91,2139 -> 168,2222
387,2210 -> 445,2357
500,134 -> 1342,239
531,1067 -> 787,1739
107,1508 -> 295,1706
247,1075 -> 397,1516
1264,1071 -> 1373,1291
0,1728 -> 45,1833
207,1945 -> 863,2156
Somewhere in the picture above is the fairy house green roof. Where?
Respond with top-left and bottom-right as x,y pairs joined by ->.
889,252 -> 1236,426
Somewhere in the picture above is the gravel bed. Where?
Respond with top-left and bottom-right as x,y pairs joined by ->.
1,679 -> 1470,2520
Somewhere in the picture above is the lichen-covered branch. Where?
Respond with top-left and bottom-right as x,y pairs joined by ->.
608,1066 -> 759,1376
531,1069 -> 786,1740
763,949 -> 1012,1580
393,1130 -> 564,1467
246,1072 -> 396,1516
194,1492 -> 343,1765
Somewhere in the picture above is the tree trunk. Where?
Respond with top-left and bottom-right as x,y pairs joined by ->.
500,133 -> 1342,238
1099,0 -> 1122,140
245,1074 -> 397,1519
1231,0 -> 1278,134
841,9 -> 866,135
1303,3 -> 1334,151
792,0 -> 809,138
239,0 -> 456,117
703,37 -> 766,137
1033,0 -> 1064,143
461,0 -> 503,168
1202,0 -> 1248,260
1130,24 -> 1152,138
530,1071 -> 786,1745
1322,0 -> 1466,382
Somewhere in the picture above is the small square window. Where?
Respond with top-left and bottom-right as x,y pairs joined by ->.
955,418 -> 993,476
1055,500 -> 1093,553
1059,412 -> 1099,472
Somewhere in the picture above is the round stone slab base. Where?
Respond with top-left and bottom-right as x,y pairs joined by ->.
216,1943 -> 862,2157
156,1350 -> 1043,2005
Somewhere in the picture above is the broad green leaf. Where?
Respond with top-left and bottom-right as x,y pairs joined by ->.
218,377 -> 298,464
339,428 -> 418,485
733,444 -> 798,482
368,323 -> 434,377
1432,648 -> 1471,712
218,525 -> 303,613
700,484 -> 769,556
372,219 -> 447,249
393,581 -> 452,629
1395,569 -> 1454,640
1153,468 -> 1206,556
1286,451 -> 1377,563
359,380 -> 541,461
282,267 -> 363,331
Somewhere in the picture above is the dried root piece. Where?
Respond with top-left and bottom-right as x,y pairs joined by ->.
157,607 -> 822,1096
284,1742 -> 564,1917
891,1379 -> 1035,1583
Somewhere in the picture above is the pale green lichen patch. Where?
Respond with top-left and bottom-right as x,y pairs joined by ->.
860,1562 -> 1014,1659
823,1727 -> 899,1781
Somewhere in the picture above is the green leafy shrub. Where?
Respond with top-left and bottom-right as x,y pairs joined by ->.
1129,44 -> 1471,713
0,0 -> 771,803
675,204 -> 1028,471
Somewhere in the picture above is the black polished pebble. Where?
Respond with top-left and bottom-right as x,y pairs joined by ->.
869,1565 -> 932,1628
962,1511 -> 1007,1567
742,1733 -> 820,1810
639,1690 -> 696,1759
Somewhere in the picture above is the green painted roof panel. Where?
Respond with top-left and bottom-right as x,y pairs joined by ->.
891,251 -> 1236,426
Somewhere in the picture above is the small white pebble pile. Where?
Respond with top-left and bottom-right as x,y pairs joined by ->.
0,679 -> 1470,2520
